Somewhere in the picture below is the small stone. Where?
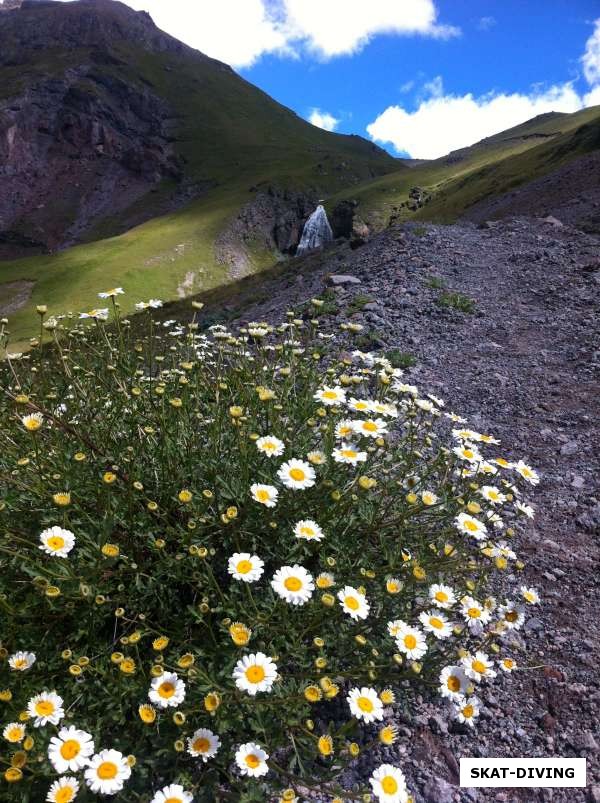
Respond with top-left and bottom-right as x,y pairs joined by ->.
326,274 -> 361,286
423,775 -> 455,803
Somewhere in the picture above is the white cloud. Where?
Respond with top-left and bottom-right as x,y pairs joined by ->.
308,108 -> 340,131
56,0 -> 458,67
477,16 -> 496,32
584,85 -> 600,106
366,80 -> 593,159
582,18 -> 600,87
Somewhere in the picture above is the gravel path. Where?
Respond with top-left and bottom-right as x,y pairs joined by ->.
207,216 -> 600,802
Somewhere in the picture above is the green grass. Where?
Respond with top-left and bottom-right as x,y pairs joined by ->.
426,276 -> 447,290
385,349 -> 417,369
346,293 -> 374,313
436,291 -> 476,314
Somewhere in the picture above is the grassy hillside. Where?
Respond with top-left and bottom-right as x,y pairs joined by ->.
326,105 -> 600,228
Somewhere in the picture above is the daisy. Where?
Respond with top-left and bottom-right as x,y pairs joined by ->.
235,743 -> 269,777
187,728 -> 220,762
371,401 -> 398,418
271,565 -> 314,605
307,449 -> 326,465
256,436 -> 284,458
452,428 -> 479,441
148,672 -> 186,708
347,397 -> 372,413
478,461 -> 498,475
314,386 -> 346,406
27,691 -> 64,727
353,418 -> 388,438
497,601 -> 525,630
520,586 -> 541,605
79,309 -> 109,321
338,586 -> 370,620
48,726 -> 95,773
394,623 -> 427,660
98,288 -> 124,298
428,584 -> 456,610
347,687 -> 384,724
438,665 -> 469,699
419,611 -> 453,639
233,653 -> 278,696
369,764 -> 408,803
479,486 -> 506,505
421,490 -> 438,506
250,483 -> 278,507
387,619 -> 404,638
394,382 -> 418,396
453,443 -> 482,463
277,459 -> 315,490
46,777 -> 79,803
22,412 -> 44,431
462,651 -> 497,683
460,597 -> 491,634
151,784 -> 193,803
453,695 -> 481,727
332,443 -> 367,465
494,457 -> 513,469
293,519 -> 324,542
499,657 -> 517,673
39,526 -> 75,558
490,542 -> 517,561
227,553 -> 264,583
446,411 -> 467,423
9,651 -> 36,671
84,749 -> 131,795
335,420 -> 356,439
3,723 -> 25,743
513,460 -> 540,485
455,512 -> 487,540
515,501 -> 535,518
386,577 -> 402,594
415,398 -> 434,413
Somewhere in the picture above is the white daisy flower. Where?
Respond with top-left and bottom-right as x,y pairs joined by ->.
39,526 -> 75,558
353,418 -> 388,438
479,485 -> 506,505
421,490 -> 438,506
490,542 -> 517,561
314,386 -> 346,406
256,436 -> 285,457
46,777 -> 79,803
478,461 -> 498,475
338,585 -> 370,620
462,651 -> 497,683
453,443 -> 482,463
453,695 -> 481,727
520,586 -> 541,605
335,420 -> 356,440
460,597 -> 491,634
499,657 -> 517,673
27,691 -> 64,727
3,722 -> 25,743
250,483 -> 278,507
293,519 -> 324,542
48,726 -> 95,773
332,443 -> 367,465
497,601 -> 525,630
455,512 -> 487,540
98,287 -> 124,298
418,610 -> 453,639
347,397 -> 372,413
428,583 -> 456,609
306,449 -> 326,465
387,619 -> 404,638
446,411 -> 468,423
347,687 -> 384,724
513,460 -> 540,485
438,665 -> 470,700
277,459 -> 316,490
150,784 -> 193,803
271,565 -> 314,605
233,653 -> 278,696
9,651 -> 36,671
235,742 -> 269,777
187,728 -> 220,762
515,501 -> 535,518
394,382 -> 418,396
148,672 -> 186,709
452,428 -> 479,441
227,553 -> 264,583
22,412 -> 44,431
84,749 -> 131,795
369,764 -> 408,802
79,309 -> 109,321
415,398 -> 434,413
394,623 -> 427,660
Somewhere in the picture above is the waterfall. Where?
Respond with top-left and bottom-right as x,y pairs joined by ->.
296,204 -> 333,255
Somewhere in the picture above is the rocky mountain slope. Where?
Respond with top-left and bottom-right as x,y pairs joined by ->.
156,212 -> 600,803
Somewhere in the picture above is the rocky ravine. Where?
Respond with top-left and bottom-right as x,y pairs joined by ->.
195,215 -> 600,802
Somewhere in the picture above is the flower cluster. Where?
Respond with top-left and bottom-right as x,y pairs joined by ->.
0,295 -> 541,801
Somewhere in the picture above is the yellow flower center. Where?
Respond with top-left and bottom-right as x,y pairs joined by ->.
322,391 -> 337,400
404,634 -> 417,649
342,450 -> 357,459
300,526 -> 314,537
357,696 -> 374,712
429,617 -> 443,629
60,740 -> 81,760
289,468 -> 305,481
256,489 -> 270,502
381,777 -> 398,794
284,577 -> 302,592
245,665 -> 266,684
363,421 -> 377,432
463,449 -> 474,458
165,798 -> 183,803
13,659 -> 27,669
344,596 -> 359,610
462,704 -> 474,718
193,738 -> 210,753
447,676 -> 461,692
467,607 -> 481,619
505,610 -> 518,622
236,560 -> 252,574
435,591 -> 448,603
35,701 -> 55,716
472,660 -> 487,674
55,789 -> 75,803
245,753 -> 260,768
464,520 -> 479,532
47,536 -> 65,550
158,682 -> 175,698
97,761 -> 118,780
6,727 -> 23,742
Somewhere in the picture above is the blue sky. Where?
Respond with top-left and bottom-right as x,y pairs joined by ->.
55,0 -> 600,157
